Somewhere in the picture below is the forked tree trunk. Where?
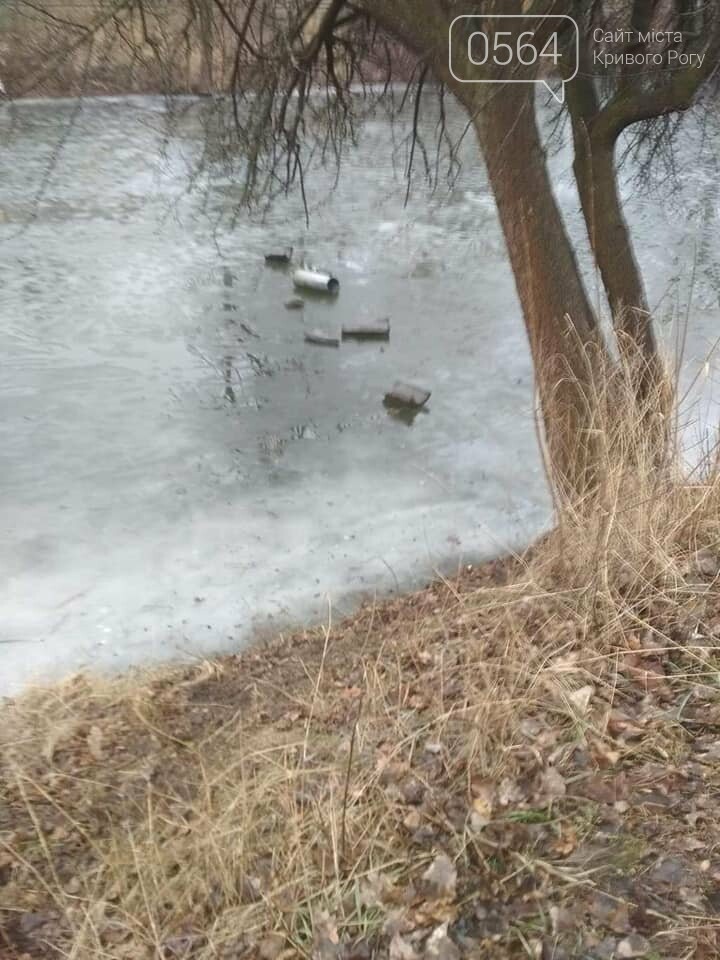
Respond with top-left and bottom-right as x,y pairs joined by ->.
467,85 -> 610,499
566,77 -> 668,414
567,77 -> 657,356
364,4 -> 614,497
573,131 -> 672,459
573,134 -> 654,355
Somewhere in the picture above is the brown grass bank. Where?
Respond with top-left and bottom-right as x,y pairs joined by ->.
3,363 -> 720,959
0,2 -> 414,98
1,0 -> 221,98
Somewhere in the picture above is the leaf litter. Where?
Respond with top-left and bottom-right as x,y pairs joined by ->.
3,522 -> 720,959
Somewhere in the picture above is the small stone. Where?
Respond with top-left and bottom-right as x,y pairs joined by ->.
19,913 -> 54,936
649,856 -> 688,886
403,809 -> 422,831
65,876 -> 82,895
400,776 -> 425,805
617,933 -> 651,958
412,824 -> 436,845
384,382 -> 431,409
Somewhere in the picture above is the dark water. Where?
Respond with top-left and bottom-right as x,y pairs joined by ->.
0,96 -> 718,694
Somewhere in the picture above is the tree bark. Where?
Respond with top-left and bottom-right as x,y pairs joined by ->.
467,85 -> 610,499
565,76 -> 668,418
570,112 -> 655,356
360,2 -> 614,496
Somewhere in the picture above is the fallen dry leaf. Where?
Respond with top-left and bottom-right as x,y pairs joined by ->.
606,711 -> 644,740
549,653 -> 581,673
588,892 -> 631,934
568,685 -> 594,715
240,874 -> 263,902
422,854 -> 457,900
537,766 -> 566,802
258,933 -> 286,960
162,933 -> 204,958
358,872 -> 393,908
551,824 -> 577,856
389,932 -> 420,960
377,756 -> 408,781
312,911 -> 340,960
424,923 -> 460,960
343,942 -> 372,960
469,793 -> 492,832
549,905 -> 576,936
498,777 -> 526,806
624,655 -> 670,695
590,736 -> 622,767
41,718 -> 79,763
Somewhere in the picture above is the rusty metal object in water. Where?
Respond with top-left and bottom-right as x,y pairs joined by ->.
265,247 -> 293,265
293,267 -> 340,293
305,329 -> 340,347
342,317 -> 390,340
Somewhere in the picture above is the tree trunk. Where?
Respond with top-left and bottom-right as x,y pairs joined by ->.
568,108 -> 657,365
574,134 -> 657,348
566,81 -> 669,426
467,85 -> 610,500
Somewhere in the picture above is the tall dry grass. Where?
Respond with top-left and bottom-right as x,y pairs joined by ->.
3,351 -> 720,958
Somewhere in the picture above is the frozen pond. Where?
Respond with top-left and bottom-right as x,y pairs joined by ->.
1,96 -> 719,695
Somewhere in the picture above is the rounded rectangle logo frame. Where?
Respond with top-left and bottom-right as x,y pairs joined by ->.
448,14 -> 580,103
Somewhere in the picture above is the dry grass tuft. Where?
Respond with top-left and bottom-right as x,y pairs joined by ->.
3,357 -> 720,959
